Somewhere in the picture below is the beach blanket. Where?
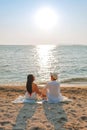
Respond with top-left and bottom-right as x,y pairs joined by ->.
12,96 -> 36,103
12,95 -> 72,104
47,96 -> 72,103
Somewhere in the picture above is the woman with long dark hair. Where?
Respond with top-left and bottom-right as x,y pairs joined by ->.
25,74 -> 41,99
12,74 -> 42,103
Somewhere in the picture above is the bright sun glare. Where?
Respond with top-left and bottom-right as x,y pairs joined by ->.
34,7 -> 58,30
36,45 -> 55,66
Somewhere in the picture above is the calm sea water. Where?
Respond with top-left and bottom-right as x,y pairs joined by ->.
0,45 -> 87,85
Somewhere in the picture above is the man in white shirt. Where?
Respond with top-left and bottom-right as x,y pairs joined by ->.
45,73 -> 63,103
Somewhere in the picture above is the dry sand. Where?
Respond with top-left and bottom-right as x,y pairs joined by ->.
0,85 -> 87,130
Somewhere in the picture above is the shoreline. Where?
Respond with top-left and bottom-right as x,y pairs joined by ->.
0,83 -> 87,88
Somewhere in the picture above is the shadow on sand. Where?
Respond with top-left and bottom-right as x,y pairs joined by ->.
12,103 -> 37,130
12,102 -> 68,130
43,102 -> 68,130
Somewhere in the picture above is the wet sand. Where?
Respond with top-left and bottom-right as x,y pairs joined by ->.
0,85 -> 87,130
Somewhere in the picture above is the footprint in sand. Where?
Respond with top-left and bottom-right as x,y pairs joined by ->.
0,121 -> 10,126
81,116 -> 87,121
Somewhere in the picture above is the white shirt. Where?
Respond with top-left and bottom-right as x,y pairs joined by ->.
46,80 -> 62,103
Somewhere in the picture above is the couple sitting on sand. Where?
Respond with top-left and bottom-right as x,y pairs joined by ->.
13,73 -> 71,103
24,73 -> 70,103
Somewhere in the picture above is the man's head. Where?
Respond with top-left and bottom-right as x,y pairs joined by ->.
50,73 -> 58,80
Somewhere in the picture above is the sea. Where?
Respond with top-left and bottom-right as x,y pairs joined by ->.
0,45 -> 87,86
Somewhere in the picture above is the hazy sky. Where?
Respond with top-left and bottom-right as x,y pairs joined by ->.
0,0 -> 87,45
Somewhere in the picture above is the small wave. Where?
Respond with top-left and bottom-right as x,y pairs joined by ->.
0,82 -> 26,87
61,77 -> 87,84
0,65 -> 9,68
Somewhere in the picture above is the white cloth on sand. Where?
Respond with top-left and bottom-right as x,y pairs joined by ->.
12,92 -> 37,103
12,90 -> 72,104
12,92 -> 46,104
47,93 -> 72,103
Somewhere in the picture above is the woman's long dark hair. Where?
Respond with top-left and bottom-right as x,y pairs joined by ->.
26,74 -> 34,95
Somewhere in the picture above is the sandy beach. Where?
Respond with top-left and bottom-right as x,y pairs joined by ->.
0,85 -> 87,130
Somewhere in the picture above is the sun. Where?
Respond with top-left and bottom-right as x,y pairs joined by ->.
34,7 -> 58,31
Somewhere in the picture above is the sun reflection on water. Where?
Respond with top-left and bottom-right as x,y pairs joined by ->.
37,45 -> 55,65
36,45 -> 56,81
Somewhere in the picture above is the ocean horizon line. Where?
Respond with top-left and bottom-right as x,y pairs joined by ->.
0,44 -> 87,46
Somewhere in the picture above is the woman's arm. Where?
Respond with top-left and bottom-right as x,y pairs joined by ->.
33,83 -> 47,98
41,87 -> 47,97
33,84 -> 42,95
